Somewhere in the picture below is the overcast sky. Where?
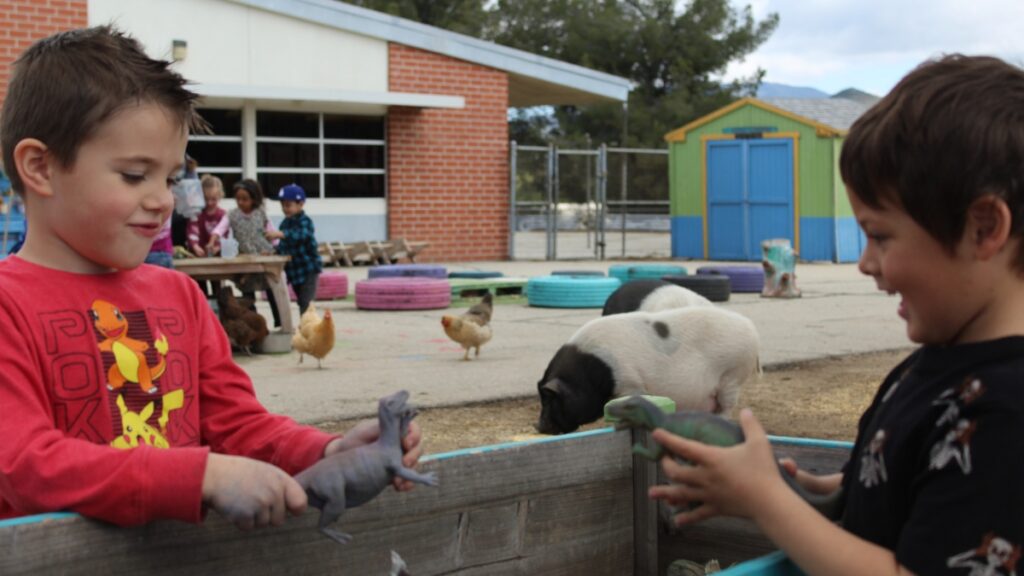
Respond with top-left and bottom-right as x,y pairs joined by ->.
722,0 -> 1024,96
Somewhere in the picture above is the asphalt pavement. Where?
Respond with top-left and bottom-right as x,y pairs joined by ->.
233,258 -> 909,425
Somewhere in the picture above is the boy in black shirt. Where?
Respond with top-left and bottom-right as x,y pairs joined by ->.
649,55 -> 1024,575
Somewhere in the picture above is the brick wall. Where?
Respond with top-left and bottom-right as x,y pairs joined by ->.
388,44 -> 509,262
0,0 -> 87,106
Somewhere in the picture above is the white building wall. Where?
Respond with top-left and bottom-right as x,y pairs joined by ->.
89,0 -> 388,92
89,0 -> 392,241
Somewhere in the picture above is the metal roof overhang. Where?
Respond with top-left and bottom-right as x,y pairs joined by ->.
193,83 -> 465,114
227,0 -> 632,107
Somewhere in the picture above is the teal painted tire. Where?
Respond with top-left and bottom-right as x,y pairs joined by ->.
448,270 -> 504,279
527,276 -> 622,308
552,270 -> 606,277
609,264 -> 688,282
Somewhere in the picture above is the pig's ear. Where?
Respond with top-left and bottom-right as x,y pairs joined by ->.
541,379 -> 564,399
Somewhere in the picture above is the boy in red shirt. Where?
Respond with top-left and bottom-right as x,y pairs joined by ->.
0,26 -> 423,530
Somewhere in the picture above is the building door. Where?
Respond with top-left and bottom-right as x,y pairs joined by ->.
706,138 -> 794,260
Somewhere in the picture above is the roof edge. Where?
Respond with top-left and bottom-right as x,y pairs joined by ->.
194,83 -> 465,108
664,97 -> 843,143
226,0 -> 632,103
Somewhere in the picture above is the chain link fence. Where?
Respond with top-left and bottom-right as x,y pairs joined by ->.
510,142 -> 670,260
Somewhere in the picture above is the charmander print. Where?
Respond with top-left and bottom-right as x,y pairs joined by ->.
90,300 -> 169,394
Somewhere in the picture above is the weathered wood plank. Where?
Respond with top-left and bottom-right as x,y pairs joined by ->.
633,430 -> 660,576
656,441 -> 851,572
0,430 -> 635,575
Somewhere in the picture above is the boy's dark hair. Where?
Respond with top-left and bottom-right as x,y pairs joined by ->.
233,178 -> 265,209
840,54 -> 1024,272
0,25 -> 207,194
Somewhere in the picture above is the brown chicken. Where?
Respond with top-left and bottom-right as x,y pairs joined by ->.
292,303 -> 336,369
441,293 -> 493,361
217,287 -> 268,356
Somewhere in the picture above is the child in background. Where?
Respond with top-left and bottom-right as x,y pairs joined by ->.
217,178 -> 276,256
143,216 -> 174,268
186,174 -> 227,257
212,178 -> 281,327
0,26 -> 424,530
648,54 -> 1024,576
265,183 -> 322,315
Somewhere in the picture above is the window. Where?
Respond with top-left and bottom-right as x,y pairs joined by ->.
256,111 -> 386,199
188,108 -> 243,193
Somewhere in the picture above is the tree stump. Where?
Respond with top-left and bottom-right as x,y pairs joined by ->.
761,238 -> 802,298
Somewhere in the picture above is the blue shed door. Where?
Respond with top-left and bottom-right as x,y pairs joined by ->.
706,138 -> 794,260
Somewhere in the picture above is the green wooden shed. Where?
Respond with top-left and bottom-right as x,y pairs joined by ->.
665,97 -> 870,262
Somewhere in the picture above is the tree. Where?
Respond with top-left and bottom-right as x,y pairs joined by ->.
344,0 -> 492,38
490,0 -> 778,147
342,0 -> 778,148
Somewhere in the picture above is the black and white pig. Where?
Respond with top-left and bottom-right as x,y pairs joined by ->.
601,279 -> 712,316
535,306 -> 760,434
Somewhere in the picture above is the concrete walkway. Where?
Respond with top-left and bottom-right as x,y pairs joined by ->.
237,259 -> 908,424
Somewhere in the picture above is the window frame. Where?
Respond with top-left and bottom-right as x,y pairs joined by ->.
254,111 -> 387,200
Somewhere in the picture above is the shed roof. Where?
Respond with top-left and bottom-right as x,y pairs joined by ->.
664,97 -> 872,142
226,0 -> 632,107
765,98 -> 870,131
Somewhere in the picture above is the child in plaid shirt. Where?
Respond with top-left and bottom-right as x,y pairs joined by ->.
266,184 -> 322,315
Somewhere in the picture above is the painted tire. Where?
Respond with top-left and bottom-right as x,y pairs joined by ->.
355,278 -> 452,310
551,270 -> 606,277
316,271 -> 350,299
608,264 -> 688,282
661,274 -> 731,303
287,271 -> 350,301
527,275 -> 622,308
448,270 -> 504,279
368,264 -> 448,279
696,265 -> 764,293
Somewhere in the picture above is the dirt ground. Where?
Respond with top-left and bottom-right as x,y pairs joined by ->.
316,348 -> 914,454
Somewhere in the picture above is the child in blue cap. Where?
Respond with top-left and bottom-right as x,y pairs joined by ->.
267,183 -> 322,315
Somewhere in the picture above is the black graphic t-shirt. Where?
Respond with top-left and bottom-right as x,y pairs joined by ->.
842,337 -> 1024,575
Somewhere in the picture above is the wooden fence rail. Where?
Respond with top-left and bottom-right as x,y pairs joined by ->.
0,429 -> 850,575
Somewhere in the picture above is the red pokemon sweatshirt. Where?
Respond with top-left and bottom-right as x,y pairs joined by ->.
0,256 -> 334,525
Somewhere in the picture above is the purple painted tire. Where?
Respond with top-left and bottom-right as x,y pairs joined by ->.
696,265 -> 764,293
355,277 -> 452,310
316,271 -> 349,300
368,264 -> 448,279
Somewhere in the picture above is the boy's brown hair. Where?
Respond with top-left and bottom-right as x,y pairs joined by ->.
0,25 -> 207,194
840,54 -> 1024,272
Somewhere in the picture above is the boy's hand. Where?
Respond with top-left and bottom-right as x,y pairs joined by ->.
648,409 -> 791,526
194,245 -> 206,257
202,453 -> 307,531
265,230 -> 284,241
778,458 -> 843,496
323,419 -> 425,492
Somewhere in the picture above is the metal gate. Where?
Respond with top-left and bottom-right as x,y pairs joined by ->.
509,142 -> 668,260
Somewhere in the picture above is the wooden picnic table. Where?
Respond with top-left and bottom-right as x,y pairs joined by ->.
174,255 -> 294,334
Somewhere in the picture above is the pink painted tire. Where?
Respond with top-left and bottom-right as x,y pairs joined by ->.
316,271 -> 349,300
355,277 -> 452,310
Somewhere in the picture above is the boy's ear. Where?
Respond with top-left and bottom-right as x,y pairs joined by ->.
13,138 -> 56,198
967,195 -> 1012,260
